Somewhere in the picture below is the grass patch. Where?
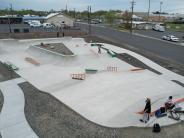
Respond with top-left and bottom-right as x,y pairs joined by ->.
166,23 -> 184,32
113,24 -> 129,31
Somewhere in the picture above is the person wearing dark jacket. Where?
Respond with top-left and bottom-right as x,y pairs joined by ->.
140,98 -> 151,123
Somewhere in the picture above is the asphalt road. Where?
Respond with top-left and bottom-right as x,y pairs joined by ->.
75,22 -> 184,65
134,30 -> 184,42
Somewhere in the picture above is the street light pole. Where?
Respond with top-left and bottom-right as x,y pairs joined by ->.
88,5 -> 91,36
159,1 -> 163,22
147,0 -> 150,22
10,3 -> 13,17
130,0 -> 136,34
8,3 -> 12,34
74,8 -> 76,18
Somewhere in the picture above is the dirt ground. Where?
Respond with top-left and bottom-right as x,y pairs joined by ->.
0,30 -> 87,39
0,90 -> 3,138
172,80 -> 184,87
0,90 -> 3,113
83,35 -> 184,76
18,82 -> 184,138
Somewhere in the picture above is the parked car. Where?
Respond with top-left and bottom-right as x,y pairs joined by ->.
42,23 -> 54,28
162,35 -> 179,42
152,24 -> 165,32
27,20 -> 42,27
91,19 -> 102,24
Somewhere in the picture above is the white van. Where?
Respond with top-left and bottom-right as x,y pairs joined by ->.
152,24 -> 165,32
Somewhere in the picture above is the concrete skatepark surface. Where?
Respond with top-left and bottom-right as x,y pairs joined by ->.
18,82 -> 184,138
0,37 -> 184,137
0,78 -> 38,138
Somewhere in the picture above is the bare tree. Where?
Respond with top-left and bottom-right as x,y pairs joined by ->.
123,10 -> 131,29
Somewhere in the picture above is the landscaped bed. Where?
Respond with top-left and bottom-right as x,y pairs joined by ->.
0,62 -> 20,82
35,43 -> 74,56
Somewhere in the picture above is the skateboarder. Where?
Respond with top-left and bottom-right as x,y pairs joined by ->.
140,98 -> 151,123
98,44 -> 101,54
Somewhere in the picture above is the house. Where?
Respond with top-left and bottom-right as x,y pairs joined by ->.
45,13 -> 74,27
134,12 -> 166,22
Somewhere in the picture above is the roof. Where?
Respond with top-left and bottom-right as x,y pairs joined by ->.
45,13 -> 60,19
134,12 -> 148,17
132,15 -> 142,19
23,16 -> 45,20
0,16 -> 22,19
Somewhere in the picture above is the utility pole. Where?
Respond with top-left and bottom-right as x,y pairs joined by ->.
74,8 -> 76,18
8,3 -> 12,34
88,6 -> 91,36
159,1 -> 163,22
130,0 -> 136,34
10,3 -> 13,17
147,0 -> 150,22
65,4 -> 68,13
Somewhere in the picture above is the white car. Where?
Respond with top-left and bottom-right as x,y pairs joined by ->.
28,20 -> 42,27
162,35 -> 179,42
42,23 -> 54,28
152,24 -> 165,32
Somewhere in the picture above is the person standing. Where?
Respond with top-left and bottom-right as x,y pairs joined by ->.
98,44 -> 101,54
140,98 -> 151,123
57,31 -> 59,37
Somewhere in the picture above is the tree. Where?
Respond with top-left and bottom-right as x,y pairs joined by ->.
105,11 -> 116,26
122,10 -> 131,29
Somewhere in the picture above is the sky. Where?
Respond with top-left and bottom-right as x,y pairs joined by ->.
0,0 -> 184,13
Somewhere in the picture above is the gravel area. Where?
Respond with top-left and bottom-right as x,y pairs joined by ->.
0,90 -> 3,138
36,43 -> 74,56
172,80 -> 184,87
116,53 -> 162,75
0,61 -> 20,82
84,36 -> 184,76
0,90 -> 3,113
19,82 -> 184,138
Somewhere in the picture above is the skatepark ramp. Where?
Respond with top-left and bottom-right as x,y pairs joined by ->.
26,46 -> 76,65
25,57 -> 40,66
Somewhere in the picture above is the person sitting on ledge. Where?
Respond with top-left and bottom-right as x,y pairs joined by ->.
165,96 -> 175,111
